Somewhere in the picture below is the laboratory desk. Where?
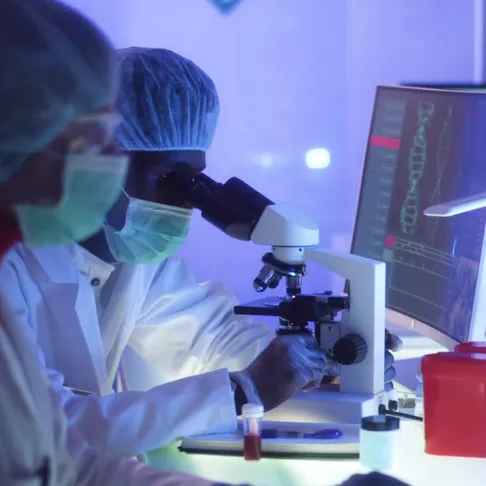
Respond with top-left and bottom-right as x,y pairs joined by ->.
146,420 -> 486,486
146,330 -> 485,485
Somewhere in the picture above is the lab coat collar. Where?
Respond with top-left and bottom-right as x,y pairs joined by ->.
22,243 -> 80,283
74,245 -> 115,287
18,243 -> 112,395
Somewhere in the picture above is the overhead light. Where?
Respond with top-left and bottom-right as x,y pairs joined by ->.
256,152 -> 274,168
306,148 -> 331,169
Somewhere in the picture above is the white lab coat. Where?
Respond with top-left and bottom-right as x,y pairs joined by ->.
0,242 -> 274,457
0,292 -> 75,485
0,292 -> 236,486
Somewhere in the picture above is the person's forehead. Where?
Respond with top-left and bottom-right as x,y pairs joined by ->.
129,150 -> 206,175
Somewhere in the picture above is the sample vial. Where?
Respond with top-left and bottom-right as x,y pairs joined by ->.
242,403 -> 264,461
360,415 -> 401,472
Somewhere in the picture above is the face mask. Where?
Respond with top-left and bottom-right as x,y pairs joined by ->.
15,153 -> 129,247
102,196 -> 192,264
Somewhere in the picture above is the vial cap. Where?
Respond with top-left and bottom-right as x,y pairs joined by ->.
242,403 -> 264,418
361,415 -> 400,432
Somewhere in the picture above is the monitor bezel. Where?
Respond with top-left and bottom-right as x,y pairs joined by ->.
400,83 -> 486,91
349,85 -> 486,350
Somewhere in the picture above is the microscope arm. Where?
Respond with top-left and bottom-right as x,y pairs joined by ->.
306,247 -> 386,395
250,203 -> 319,263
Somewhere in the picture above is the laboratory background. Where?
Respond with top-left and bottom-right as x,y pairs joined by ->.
56,1 -> 485,484
67,0 -> 479,302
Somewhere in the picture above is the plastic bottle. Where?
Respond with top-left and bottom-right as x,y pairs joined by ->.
242,403 -> 264,461
360,415 -> 401,472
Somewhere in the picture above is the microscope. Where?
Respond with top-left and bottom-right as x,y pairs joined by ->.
174,173 -> 388,423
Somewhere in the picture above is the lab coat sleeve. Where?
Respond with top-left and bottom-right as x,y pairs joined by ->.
77,455 -> 241,486
77,456 -> 222,486
0,307 -> 238,486
0,253 -> 237,457
51,367 -> 237,456
0,294 -> 77,485
62,384 -> 246,486
130,256 -> 276,382
69,427 -> 241,486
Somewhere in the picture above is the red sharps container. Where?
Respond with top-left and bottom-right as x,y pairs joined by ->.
422,352 -> 486,458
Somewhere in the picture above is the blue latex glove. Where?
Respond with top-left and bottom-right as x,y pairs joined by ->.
231,330 -> 403,412
385,329 -> 403,392
230,333 -> 328,412
340,472 -> 410,486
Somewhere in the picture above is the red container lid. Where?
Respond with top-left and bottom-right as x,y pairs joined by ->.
455,341 -> 486,354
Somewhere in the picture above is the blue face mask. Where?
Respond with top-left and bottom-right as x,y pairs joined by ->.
15,153 -> 129,246
102,195 -> 192,264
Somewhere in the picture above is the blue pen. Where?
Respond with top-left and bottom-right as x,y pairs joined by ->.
261,428 -> 342,440
303,429 -> 342,439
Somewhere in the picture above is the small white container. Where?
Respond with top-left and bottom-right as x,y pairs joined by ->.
242,403 -> 264,461
360,415 -> 401,472
242,403 -> 264,436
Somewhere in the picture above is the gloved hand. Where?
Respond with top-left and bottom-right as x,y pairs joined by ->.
230,333 -> 328,412
313,330 -> 403,392
385,329 -> 403,392
339,472 -> 410,486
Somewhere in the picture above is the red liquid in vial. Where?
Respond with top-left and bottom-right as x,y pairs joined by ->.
243,433 -> 262,461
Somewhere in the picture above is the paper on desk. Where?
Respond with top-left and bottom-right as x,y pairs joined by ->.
180,421 -> 360,457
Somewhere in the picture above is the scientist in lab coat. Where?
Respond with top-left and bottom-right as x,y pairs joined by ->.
0,2 -> 232,485
0,0 -> 127,482
0,47 -> 401,460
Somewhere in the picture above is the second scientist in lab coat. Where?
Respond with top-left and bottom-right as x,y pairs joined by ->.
0,47 -> 400,459
0,3 -> 239,485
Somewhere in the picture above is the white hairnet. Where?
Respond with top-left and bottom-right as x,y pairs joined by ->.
116,47 -> 220,152
0,0 -> 117,181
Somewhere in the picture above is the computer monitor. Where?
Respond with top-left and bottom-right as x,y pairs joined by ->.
400,83 -> 486,92
350,85 -> 486,349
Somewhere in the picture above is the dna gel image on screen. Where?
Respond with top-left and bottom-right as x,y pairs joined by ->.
351,86 -> 486,343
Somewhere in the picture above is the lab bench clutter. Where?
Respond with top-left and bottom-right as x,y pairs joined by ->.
3,10 -> 486,483
4,36 -> 485,486
147,342 -> 486,486
147,85 -> 486,486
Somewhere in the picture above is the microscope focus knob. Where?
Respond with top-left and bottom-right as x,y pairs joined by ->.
332,333 -> 368,365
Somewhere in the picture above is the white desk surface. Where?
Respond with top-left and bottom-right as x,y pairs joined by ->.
146,420 -> 486,486
147,329 -> 484,485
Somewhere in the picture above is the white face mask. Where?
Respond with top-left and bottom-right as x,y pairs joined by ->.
102,195 -> 192,264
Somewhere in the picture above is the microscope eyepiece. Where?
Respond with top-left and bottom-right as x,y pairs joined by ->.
170,172 -> 274,241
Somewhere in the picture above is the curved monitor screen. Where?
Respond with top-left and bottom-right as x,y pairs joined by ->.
350,86 -> 486,343
400,83 -> 486,92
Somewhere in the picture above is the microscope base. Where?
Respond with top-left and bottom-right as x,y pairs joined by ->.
263,385 -> 387,425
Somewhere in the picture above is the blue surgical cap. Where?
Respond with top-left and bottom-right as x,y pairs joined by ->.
116,47 -> 220,152
0,0 -> 117,181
